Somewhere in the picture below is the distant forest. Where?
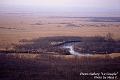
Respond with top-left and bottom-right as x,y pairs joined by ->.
51,17 -> 120,22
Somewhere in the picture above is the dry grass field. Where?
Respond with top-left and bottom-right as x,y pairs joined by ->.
5,53 -> 120,59
0,13 -> 120,80
0,53 -> 120,80
0,13 -> 120,48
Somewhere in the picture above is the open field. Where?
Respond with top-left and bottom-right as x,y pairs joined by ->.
0,13 -> 120,48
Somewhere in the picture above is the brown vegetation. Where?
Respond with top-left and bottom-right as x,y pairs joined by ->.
0,13 -> 120,80
75,33 -> 120,54
8,35 -> 119,54
0,13 -> 120,51
0,34 -> 119,55
0,54 -> 119,80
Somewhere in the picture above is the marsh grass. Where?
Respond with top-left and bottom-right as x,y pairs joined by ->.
0,54 -> 119,80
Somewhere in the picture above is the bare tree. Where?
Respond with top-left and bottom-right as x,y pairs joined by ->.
105,33 -> 114,41
105,33 -> 114,53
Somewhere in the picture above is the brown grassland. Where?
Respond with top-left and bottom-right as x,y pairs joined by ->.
0,13 -> 120,47
0,13 -> 120,80
0,53 -> 120,80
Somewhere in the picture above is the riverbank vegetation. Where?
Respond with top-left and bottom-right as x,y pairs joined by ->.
15,36 -> 82,55
0,33 -> 120,55
75,33 -> 120,54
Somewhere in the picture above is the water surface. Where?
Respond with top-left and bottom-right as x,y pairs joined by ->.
63,45 -> 91,56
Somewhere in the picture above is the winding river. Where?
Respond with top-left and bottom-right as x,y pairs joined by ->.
63,45 -> 91,56
63,46 -> 80,55
61,42 -> 91,56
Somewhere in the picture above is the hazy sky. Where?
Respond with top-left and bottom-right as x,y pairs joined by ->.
0,0 -> 120,12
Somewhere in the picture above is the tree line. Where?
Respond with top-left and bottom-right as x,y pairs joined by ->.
0,33 -> 120,54
74,33 -> 120,54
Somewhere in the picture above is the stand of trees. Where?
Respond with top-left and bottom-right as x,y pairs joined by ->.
14,36 -> 82,55
74,33 -> 120,54
0,33 -> 120,54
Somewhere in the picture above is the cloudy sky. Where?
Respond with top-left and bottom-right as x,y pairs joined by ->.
0,0 -> 120,12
